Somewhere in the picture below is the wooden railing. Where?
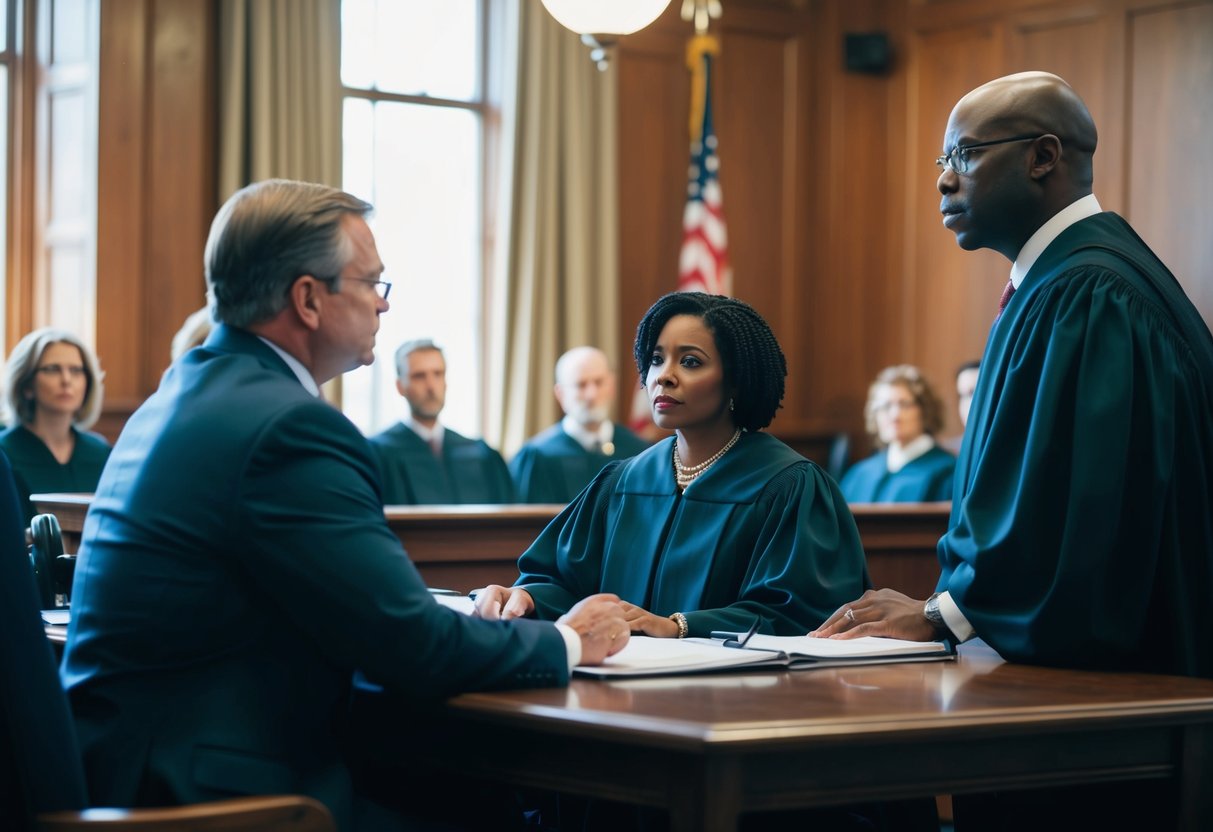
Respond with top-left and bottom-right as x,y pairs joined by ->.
33,495 -> 949,597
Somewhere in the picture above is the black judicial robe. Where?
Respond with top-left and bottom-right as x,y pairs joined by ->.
840,445 -> 955,503
509,422 -> 649,504
515,431 -> 870,637
939,212 -> 1213,677
369,423 -> 514,505
0,425 -> 111,522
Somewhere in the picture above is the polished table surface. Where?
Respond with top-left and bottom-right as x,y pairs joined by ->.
44,598 -> 1213,829
388,642 -> 1213,832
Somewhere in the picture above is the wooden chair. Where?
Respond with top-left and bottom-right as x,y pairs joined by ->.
0,459 -> 335,832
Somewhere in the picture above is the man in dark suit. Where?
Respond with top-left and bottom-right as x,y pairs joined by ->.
370,339 -> 515,504
60,179 -> 628,828
510,346 -> 649,503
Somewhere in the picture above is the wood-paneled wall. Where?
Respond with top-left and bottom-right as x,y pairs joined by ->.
79,0 -> 1210,448
92,0 -> 214,440
617,0 -> 1213,461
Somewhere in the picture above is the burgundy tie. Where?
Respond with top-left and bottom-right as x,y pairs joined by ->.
996,280 -> 1016,319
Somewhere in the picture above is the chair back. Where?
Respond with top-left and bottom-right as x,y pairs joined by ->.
826,431 -> 851,482
28,513 -> 67,609
0,458 -> 89,828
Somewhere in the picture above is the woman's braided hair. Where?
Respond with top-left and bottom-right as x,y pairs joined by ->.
633,292 -> 787,431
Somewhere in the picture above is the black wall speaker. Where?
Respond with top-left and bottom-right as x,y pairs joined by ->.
844,33 -> 891,75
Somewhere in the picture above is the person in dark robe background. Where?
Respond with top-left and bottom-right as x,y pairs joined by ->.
370,338 -> 514,505
476,292 -> 870,639
0,328 -> 111,522
840,364 -> 955,503
814,71 -> 1213,830
510,346 -> 648,504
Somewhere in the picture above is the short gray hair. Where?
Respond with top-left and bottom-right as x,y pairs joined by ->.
205,179 -> 373,328
3,327 -> 105,428
394,339 -> 443,380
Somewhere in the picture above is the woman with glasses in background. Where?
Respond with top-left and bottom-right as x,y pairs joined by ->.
1,327 -> 110,521
840,364 -> 956,503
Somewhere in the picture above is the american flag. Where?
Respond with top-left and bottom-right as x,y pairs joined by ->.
630,38 -> 730,434
678,47 -> 730,295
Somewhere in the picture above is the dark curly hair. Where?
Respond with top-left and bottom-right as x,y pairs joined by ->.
633,292 -> 786,431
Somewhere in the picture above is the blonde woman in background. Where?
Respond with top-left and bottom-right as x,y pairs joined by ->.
1,328 -> 110,520
170,306 -> 214,361
839,364 -> 955,503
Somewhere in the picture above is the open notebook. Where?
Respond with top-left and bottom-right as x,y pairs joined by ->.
574,632 -> 954,679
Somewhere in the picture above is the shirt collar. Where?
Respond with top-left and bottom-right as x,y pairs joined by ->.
1010,194 -> 1102,289
561,415 -> 614,452
256,336 -> 320,397
886,433 -> 935,474
404,416 -> 444,444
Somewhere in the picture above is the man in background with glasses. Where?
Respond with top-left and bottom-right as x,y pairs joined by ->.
61,179 -> 629,830
815,72 -> 1213,829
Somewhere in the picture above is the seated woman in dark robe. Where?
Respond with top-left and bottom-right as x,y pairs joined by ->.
839,364 -> 955,504
475,292 -> 870,638
0,328 -> 111,522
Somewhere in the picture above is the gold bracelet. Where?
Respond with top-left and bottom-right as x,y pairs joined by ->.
669,612 -> 689,639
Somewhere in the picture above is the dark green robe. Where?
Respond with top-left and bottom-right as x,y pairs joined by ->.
515,431 -> 870,637
0,425 -> 111,522
369,423 -> 514,505
940,212 -> 1213,677
509,422 -> 649,504
840,445 -> 955,503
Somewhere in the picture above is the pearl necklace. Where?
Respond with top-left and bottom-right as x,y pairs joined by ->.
674,429 -> 742,490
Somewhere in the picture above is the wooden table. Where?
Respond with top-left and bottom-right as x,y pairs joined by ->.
377,643 -> 1213,832
33,496 -> 950,598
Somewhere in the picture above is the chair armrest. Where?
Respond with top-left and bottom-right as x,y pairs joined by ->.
36,794 -> 334,831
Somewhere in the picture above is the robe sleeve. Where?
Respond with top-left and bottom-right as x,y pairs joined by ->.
513,462 -> 625,619
683,462 -> 871,637
940,266 -> 1203,669
839,455 -> 881,503
926,463 -> 954,502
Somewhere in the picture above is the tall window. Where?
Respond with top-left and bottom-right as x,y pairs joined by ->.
2,0 -> 99,355
340,0 -> 490,438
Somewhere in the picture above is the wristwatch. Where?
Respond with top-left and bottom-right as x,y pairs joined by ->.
923,592 -> 951,637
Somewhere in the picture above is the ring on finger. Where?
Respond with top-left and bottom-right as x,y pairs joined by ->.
844,608 -> 856,623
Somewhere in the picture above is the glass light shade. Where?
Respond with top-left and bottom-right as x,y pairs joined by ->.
539,0 -> 674,35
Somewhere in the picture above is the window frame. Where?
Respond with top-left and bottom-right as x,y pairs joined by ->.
339,0 -> 501,436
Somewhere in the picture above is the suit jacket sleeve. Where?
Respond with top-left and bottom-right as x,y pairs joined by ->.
514,462 -> 623,618
237,400 -> 567,695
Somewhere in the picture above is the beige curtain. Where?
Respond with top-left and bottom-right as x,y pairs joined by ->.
486,0 -> 621,458
217,0 -> 342,201
216,0 -> 342,400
